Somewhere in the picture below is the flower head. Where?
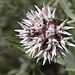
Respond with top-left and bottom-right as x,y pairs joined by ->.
15,4 -> 75,65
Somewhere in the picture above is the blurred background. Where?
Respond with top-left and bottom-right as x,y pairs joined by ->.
0,0 -> 68,75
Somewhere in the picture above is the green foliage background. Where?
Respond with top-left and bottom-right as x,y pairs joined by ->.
0,0 -> 75,75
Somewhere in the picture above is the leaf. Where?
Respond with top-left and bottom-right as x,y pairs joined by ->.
57,49 -> 75,71
33,67 -> 44,75
59,0 -> 75,20
70,0 -> 75,8
6,37 -> 28,52
68,71 -> 75,75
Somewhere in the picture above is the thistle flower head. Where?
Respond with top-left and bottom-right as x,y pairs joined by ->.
15,4 -> 75,65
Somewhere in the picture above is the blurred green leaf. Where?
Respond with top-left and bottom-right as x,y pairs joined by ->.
0,16 -> 7,28
59,0 -> 75,20
70,0 -> 75,8
57,49 -> 75,71
33,67 -> 44,75
68,71 -> 75,75
6,37 -> 28,52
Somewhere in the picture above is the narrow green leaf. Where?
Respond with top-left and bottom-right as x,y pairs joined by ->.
59,0 -> 75,20
6,37 -> 28,52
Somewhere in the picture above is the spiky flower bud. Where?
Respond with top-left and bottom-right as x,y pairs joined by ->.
15,4 -> 75,65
